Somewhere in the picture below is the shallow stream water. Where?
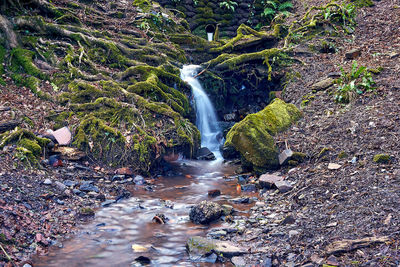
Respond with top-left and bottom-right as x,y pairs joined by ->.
33,160 -> 257,266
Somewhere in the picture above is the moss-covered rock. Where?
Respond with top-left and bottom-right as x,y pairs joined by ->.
224,99 -> 301,171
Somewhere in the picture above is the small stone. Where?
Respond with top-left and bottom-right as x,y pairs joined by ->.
259,174 -> 283,189
112,175 -> 125,182
208,229 -> 227,238
55,181 -> 67,191
134,256 -> 151,264
230,197 -> 251,204
63,180 -> 77,187
115,167 -> 133,176
310,77 -> 334,91
241,184 -> 257,192
56,199 -> 64,205
73,189 -> 85,197
281,215 -> 296,225
208,189 -> 221,197
328,163 -> 342,170
345,48 -> 361,59
101,199 -> 115,207
326,255 -> 339,266
80,182 -> 99,193
289,230 -> 300,238
133,175 -> 145,185
221,204 -> 234,215
274,180 -> 293,193
187,236 -> 245,260
43,178 -> 52,185
231,256 -> 246,266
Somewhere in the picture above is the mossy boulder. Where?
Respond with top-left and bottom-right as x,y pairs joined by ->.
224,99 -> 301,171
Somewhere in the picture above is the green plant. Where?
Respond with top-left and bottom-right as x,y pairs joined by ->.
334,61 -> 376,103
219,0 -> 238,12
261,0 -> 293,21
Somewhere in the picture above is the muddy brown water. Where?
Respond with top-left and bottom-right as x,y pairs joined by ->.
33,159 -> 257,266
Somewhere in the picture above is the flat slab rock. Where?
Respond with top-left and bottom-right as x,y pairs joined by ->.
258,174 -> 284,189
187,236 -> 246,261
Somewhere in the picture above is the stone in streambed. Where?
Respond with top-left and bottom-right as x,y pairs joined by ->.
224,99 -> 301,172
186,236 -> 246,262
275,180 -> 293,193
189,200 -> 223,224
196,147 -> 216,160
208,189 -> 221,197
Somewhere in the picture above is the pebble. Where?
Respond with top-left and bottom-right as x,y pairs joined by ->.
63,180 -> 77,187
80,182 -> 99,193
328,163 -> 342,170
289,230 -> 300,238
55,181 -> 67,191
43,178 -> 52,185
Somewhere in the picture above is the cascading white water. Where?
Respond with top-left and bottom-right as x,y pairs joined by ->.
207,32 -> 213,42
180,65 -> 222,157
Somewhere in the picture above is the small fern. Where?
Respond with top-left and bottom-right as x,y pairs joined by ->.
278,1 -> 293,11
261,0 -> 293,21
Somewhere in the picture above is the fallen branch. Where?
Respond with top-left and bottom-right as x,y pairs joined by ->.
0,243 -> 12,262
325,236 -> 389,255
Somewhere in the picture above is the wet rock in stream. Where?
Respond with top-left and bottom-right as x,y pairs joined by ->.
189,200 -> 223,224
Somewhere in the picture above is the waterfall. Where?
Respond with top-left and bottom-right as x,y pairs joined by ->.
180,65 -> 222,158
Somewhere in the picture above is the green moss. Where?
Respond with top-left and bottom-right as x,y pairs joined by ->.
373,154 -> 391,164
292,152 -> 306,162
224,99 -> 302,170
18,138 -> 41,156
0,129 -> 49,150
0,44 -> 6,85
80,207 -> 95,216
368,67 -> 383,74
338,151 -> 348,159
350,0 -> 374,7
318,147 -> 330,158
11,48 -> 47,80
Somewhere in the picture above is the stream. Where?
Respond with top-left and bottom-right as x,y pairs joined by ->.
33,66 -> 255,266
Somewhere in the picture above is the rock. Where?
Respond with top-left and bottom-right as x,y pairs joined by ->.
373,154 -> 391,164
73,189 -> 85,197
101,199 -> 115,207
63,180 -> 77,187
224,99 -> 301,171
229,197 -> 251,204
241,184 -> 257,192
43,178 -> 52,185
112,175 -> 125,182
79,182 -> 99,193
187,236 -> 246,261
328,163 -> 342,170
258,174 -> 283,189
275,180 -> 293,193
152,213 -> 168,224
310,77 -> 334,91
54,181 -> 67,191
196,147 -> 216,160
345,48 -> 361,59
133,175 -> 145,185
51,126 -> 72,145
132,244 -> 148,252
221,204 -> 233,215
189,200 -> 223,224
221,145 -> 240,159
115,167 -> 133,175
208,189 -> 221,197
281,215 -> 296,225
289,230 -> 300,238
224,113 -> 237,121
279,149 -> 293,165
134,256 -> 151,264
208,229 -> 227,239
53,146 -> 86,161
231,256 -> 246,266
